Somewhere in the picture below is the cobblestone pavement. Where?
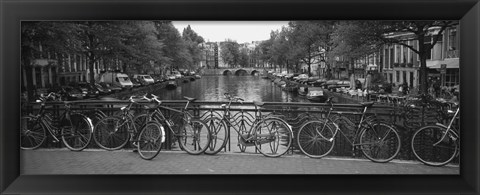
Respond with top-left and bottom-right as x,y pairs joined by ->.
20,149 -> 459,175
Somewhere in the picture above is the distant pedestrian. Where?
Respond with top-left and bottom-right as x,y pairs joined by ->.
402,82 -> 409,95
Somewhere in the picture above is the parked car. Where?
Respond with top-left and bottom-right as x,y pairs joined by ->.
172,71 -> 183,79
167,74 -> 177,80
93,83 -> 112,95
133,74 -> 155,85
306,76 -> 320,84
312,78 -> 328,87
56,86 -> 86,100
284,73 -> 295,80
130,78 -> 142,87
297,74 -> 309,82
99,82 -> 122,93
75,82 -> 100,98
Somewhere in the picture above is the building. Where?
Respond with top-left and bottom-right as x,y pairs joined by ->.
381,24 -> 460,89
21,43 -> 124,91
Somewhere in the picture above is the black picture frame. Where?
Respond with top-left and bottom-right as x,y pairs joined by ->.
1,0 -> 479,194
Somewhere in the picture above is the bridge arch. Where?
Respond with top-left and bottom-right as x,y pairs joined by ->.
223,70 -> 232,75
234,69 -> 248,76
250,70 -> 260,76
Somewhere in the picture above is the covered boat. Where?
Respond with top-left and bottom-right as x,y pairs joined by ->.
306,87 -> 328,102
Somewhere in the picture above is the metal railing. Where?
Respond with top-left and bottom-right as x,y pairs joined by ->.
21,99 -> 456,160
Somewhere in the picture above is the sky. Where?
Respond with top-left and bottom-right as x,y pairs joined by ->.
172,21 -> 289,43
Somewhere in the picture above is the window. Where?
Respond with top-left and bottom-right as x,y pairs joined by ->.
448,28 -> 457,50
424,36 -> 432,60
396,71 -> 400,82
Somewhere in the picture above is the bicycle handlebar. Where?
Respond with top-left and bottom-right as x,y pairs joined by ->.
224,93 -> 244,103
142,94 -> 162,104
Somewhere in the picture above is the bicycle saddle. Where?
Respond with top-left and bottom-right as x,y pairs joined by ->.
360,102 -> 375,108
253,101 -> 265,107
184,96 -> 196,102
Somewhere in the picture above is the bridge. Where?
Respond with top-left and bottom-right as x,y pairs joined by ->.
202,67 -> 275,76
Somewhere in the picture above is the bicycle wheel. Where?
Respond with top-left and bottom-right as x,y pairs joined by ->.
359,122 -> 401,163
254,117 -> 293,157
204,117 -> 228,155
133,114 -> 148,133
178,119 -> 211,155
137,121 -> 164,160
93,116 -> 130,150
411,125 -> 458,166
20,116 -> 46,150
237,119 -> 249,152
61,113 -> 93,151
297,120 -> 335,158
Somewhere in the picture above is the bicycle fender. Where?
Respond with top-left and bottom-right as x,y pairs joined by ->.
71,113 -> 94,133
435,123 -> 448,129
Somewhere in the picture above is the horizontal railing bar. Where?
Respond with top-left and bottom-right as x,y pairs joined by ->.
23,100 -> 395,109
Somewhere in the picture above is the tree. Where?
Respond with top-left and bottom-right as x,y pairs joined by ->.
288,21 -> 335,77
238,47 -> 250,67
21,22 -> 73,101
330,21 -> 384,77
154,21 -> 190,72
220,40 -> 240,67
182,25 -> 205,70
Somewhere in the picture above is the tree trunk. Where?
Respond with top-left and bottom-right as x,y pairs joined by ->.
418,33 -> 428,95
22,47 -> 35,101
88,54 -> 96,85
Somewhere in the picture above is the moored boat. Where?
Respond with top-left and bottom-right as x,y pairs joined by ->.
166,80 -> 177,89
306,87 -> 328,102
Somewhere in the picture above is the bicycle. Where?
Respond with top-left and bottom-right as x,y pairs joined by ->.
21,92 -> 94,151
93,95 -> 148,152
411,104 -> 460,166
134,94 -> 211,156
204,93 -> 293,157
297,97 -> 401,162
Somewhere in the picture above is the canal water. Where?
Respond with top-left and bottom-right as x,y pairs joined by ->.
152,75 -> 311,103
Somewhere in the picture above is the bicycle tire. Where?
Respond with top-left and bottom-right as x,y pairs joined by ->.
93,116 -> 130,150
237,119 -> 249,152
359,122 -> 401,163
20,116 -> 47,150
204,117 -> 228,155
254,117 -> 293,157
297,120 -> 336,158
61,113 -> 93,151
411,125 -> 458,166
178,119 -> 211,155
133,114 -> 149,133
138,121 -> 164,160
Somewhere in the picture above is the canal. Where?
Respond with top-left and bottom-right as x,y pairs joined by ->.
150,75 -> 311,103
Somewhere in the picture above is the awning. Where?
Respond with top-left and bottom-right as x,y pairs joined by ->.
427,58 -> 459,69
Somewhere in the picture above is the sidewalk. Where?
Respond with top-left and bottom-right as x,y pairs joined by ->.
21,149 -> 459,175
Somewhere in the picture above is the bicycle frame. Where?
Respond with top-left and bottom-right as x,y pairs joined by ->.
35,102 -> 73,143
433,107 -> 460,146
330,105 -> 376,147
144,100 -> 195,137
219,98 -> 267,144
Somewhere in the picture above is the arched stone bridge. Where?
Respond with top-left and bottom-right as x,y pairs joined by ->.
202,68 -> 274,76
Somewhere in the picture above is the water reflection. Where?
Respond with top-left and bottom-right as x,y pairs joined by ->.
152,76 -> 309,103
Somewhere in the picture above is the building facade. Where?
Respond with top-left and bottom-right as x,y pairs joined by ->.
381,25 -> 460,89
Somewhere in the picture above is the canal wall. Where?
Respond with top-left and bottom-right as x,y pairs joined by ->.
203,69 -> 224,75
107,76 -> 195,99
